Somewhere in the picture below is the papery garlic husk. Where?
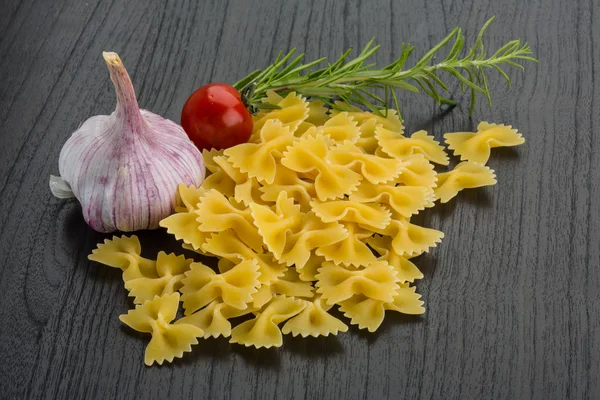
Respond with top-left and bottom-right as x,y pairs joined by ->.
50,52 -> 205,233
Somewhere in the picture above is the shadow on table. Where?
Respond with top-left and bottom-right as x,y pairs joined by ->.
491,146 -> 521,160
410,103 -> 457,133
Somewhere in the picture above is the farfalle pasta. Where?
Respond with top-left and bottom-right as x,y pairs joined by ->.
376,127 -> 449,165
311,199 -> 391,230
396,154 -> 438,190
89,91 -> 525,364
316,112 -> 361,143
200,149 -> 238,197
125,251 -> 194,304
251,267 -> 314,308
278,211 -> 347,269
367,235 -> 424,283
253,92 -> 309,136
374,216 -> 444,257
225,120 -> 296,184
434,161 -> 497,203
281,133 -> 362,201
339,283 -> 425,332
202,231 -> 286,285
119,293 -> 203,366
230,295 -> 306,348
195,189 -> 264,252
327,141 -> 403,184
316,261 -> 399,305
180,259 -> 260,314
444,122 -> 525,165
250,191 -> 303,258
89,235 -> 156,281
282,296 -> 348,337
315,222 -> 377,267
330,102 -> 404,131
259,164 -> 316,210
176,299 -> 255,339
349,182 -> 434,218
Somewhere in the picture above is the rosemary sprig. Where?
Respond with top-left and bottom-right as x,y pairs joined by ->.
234,17 -> 537,119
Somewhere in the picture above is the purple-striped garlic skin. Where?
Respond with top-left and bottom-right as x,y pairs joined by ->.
51,52 -> 205,233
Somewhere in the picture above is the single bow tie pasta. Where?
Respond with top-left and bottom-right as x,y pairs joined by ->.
83,17 -> 533,364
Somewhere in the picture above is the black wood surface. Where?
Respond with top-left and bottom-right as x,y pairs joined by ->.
1,0 -> 598,399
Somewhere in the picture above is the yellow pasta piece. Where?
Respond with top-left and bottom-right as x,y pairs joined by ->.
315,112 -> 361,143
366,235 -> 423,283
179,259 -> 260,314
119,293 -> 203,366
396,154 -> 438,190
174,183 -> 206,212
250,191 -> 303,259
279,211 -> 348,269
201,151 -> 242,198
259,90 -> 286,105
296,99 -> 329,134
373,217 -> 444,257
311,199 -> 391,230
201,170 -> 236,198
175,299 -> 255,339
434,161 -> 497,203
281,133 -> 362,201
253,92 -> 310,135
195,189 -> 264,252
376,127 -> 449,165
202,148 -> 224,174
233,177 -> 265,206
88,235 -> 157,282
338,295 -> 384,333
339,283 -> 424,332
160,212 -> 212,251
125,252 -> 194,304
230,295 -> 306,348
444,122 -> 525,164
259,164 -> 316,211
213,155 -> 248,183
271,267 -> 314,298
331,104 -> 404,132
316,222 -> 377,267
203,231 -> 286,285
250,268 -> 314,308
316,261 -> 399,305
251,285 -> 274,308
355,118 -> 381,154
349,182 -> 434,218
327,141 -> 403,184
385,282 -> 426,314
225,120 -> 296,184
282,296 -> 348,337
295,254 -> 323,281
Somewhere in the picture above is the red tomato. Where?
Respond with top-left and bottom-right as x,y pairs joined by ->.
181,83 -> 253,151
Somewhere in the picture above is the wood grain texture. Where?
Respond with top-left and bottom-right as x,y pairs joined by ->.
0,0 -> 598,399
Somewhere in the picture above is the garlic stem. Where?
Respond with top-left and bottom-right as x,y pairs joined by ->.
103,51 -> 145,130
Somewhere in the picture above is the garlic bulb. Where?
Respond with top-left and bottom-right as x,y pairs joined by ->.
50,52 -> 205,233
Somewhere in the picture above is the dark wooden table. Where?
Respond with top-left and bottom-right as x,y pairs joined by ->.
1,0 -> 598,399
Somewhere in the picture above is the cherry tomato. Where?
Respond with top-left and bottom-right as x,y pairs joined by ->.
181,83 -> 253,151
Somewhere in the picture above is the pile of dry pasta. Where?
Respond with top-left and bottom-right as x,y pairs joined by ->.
89,92 -> 524,366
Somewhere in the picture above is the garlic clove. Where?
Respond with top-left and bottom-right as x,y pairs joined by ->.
51,52 -> 205,233
49,175 -> 74,199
